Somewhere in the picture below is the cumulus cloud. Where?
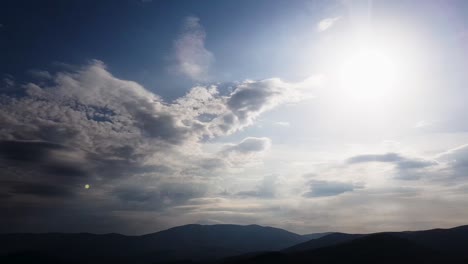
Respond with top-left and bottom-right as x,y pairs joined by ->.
173,16 -> 214,81
220,78 -> 310,134
0,60 -> 315,233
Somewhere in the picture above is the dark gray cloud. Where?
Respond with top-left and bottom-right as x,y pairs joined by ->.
112,181 -> 209,212
0,140 -> 90,181
11,182 -> 75,198
303,180 -> 361,197
134,111 -> 188,143
0,140 -> 64,162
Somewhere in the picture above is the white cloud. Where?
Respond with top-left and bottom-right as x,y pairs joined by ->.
414,120 -> 437,129
317,17 -> 340,32
274,121 -> 290,127
173,16 -> 214,81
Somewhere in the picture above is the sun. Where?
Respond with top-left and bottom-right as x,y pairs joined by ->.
338,46 -> 397,105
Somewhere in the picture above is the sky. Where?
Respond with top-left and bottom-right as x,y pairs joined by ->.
2,0 -> 468,235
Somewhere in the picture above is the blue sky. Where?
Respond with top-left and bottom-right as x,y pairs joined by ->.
2,0 -> 468,235
2,0 -> 341,97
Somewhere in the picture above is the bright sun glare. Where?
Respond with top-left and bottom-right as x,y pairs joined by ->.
339,46 -> 397,105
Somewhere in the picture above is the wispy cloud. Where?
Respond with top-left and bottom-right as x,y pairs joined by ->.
303,180 -> 362,197
273,121 -> 290,127
317,17 -> 340,32
347,152 -> 437,180
414,120 -> 436,129
173,16 -> 214,81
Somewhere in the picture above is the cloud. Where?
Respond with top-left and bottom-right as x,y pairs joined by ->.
0,60 -> 315,233
11,182 -> 75,198
219,78 -> 310,134
28,70 -> 53,80
273,121 -> 290,127
112,181 -> 208,211
317,17 -> 340,32
348,153 -> 436,169
436,144 -> 468,178
1,75 -> 16,93
414,120 -> 436,129
236,174 -> 279,198
173,16 -> 214,81
303,180 -> 361,197
222,137 -> 271,154
347,152 -> 437,180
221,137 -> 271,165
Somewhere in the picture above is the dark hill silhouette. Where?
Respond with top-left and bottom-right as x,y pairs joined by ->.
284,232 -> 364,252
300,232 -> 332,241
140,224 -> 306,253
285,224 -> 468,258
227,225 -> 468,264
225,233 -> 463,264
396,225 -> 468,257
291,233 -> 455,264
0,224 -> 309,263
2,224 -> 468,264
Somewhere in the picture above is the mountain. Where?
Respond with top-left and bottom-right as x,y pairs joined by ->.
226,225 -> 468,264
224,233 -> 463,264
0,224 -> 308,263
142,224 -> 306,252
2,224 -> 468,264
286,225 -> 468,257
301,232 -> 333,241
285,232 -> 365,252
396,225 -> 468,256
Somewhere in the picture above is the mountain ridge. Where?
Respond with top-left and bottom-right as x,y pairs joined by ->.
2,224 -> 468,264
